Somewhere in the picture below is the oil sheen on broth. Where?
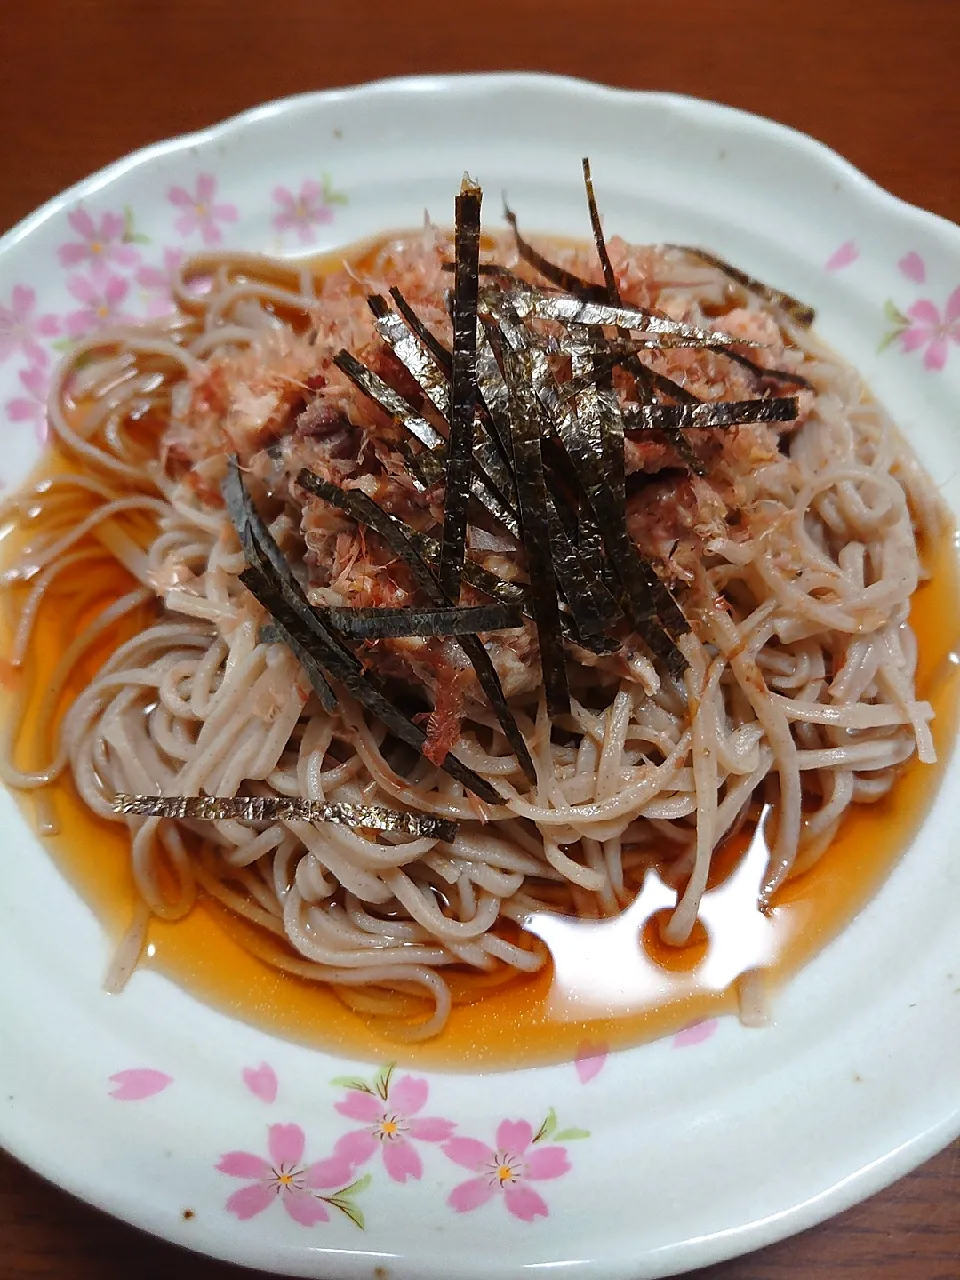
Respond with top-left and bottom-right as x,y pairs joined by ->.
3,242 -> 958,1071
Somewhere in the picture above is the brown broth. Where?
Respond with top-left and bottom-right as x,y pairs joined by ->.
3,239 -> 959,1070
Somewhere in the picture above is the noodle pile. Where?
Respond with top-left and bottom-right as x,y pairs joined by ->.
0,221 -> 943,1040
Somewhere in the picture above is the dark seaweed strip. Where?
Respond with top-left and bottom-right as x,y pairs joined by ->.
369,296 -> 518,524
226,461 -> 498,801
581,157 -> 621,304
621,352 -> 700,405
412,529 -> 530,609
499,314 -> 685,667
475,322 -> 516,466
618,352 -> 704,474
413,526 -> 613,653
593,366 -> 689,648
626,397 -> 799,432
480,311 -> 623,636
368,296 -> 452,418
439,180 -> 482,602
334,350 -> 443,449
566,338 -> 686,670
335,347 -> 518,536
320,604 -> 524,639
388,287 -> 453,374
222,460 -> 338,711
665,245 -> 816,328
480,301 -> 627,639
297,469 -> 536,782
721,348 -> 813,389
503,203 -> 609,301
240,551 -> 499,803
495,340 -> 570,717
494,287 -> 760,348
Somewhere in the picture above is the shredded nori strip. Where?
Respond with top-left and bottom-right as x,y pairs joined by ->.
439,179 -> 482,601
721,348 -> 813,389
626,397 -> 799,433
495,339 -> 571,716
665,245 -> 816,328
368,294 -> 518,522
224,460 -> 499,803
493,286 -> 760,349
320,604 -> 524,639
297,469 -> 536,782
389,286 -> 453,374
504,202 -> 609,301
334,347 -> 519,536
222,459 -> 338,712
561,335 -> 687,670
368,295 -> 451,418
581,157 -> 621,304
334,349 -> 443,449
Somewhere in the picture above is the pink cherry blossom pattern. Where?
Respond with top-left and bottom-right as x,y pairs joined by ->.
574,1041 -> 608,1084
897,288 -> 960,371
217,1123 -> 362,1227
136,247 -> 187,317
168,174 -> 238,245
672,1018 -> 719,1048
108,1068 -> 173,1100
443,1117 -> 574,1222
0,286 -> 61,365
898,252 -> 926,284
64,272 -> 133,338
330,1065 -> 454,1184
242,1062 -> 278,1104
5,359 -> 50,445
57,207 -> 141,275
824,240 -> 859,272
271,176 -> 346,245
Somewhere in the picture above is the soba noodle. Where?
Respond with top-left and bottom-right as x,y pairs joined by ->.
0,226 -> 943,1040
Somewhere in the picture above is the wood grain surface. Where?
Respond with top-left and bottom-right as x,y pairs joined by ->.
1,1 -> 957,1276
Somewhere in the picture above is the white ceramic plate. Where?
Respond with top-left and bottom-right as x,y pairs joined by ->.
2,74 -> 959,1280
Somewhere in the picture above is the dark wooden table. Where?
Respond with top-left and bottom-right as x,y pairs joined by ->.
2,2 -> 958,1276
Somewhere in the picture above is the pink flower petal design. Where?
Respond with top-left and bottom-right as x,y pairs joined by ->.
574,1041 -> 608,1083
924,337 -> 949,372
898,252 -> 926,283
304,1154 -> 356,1189
899,326 -> 929,354
108,1069 -> 173,1100
907,299 -> 941,327
335,1090 -> 383,1122
524,1146 -> 571,1180
496,1119 -> 533,1153
217,1151 -> 273,1180
389,1074 -> 428,1116
407,1116 -> 455,1142
825,240 -> 859,272
68,208 -> 97,239
67,274 -> 98,305
382,1136 -> 422,1183
504,1183 -> 549,1222
225,1182 -> 275,1221
333,1128 -> 378,1166
267,1123 -> 306,1168
442,1136 -> 495,1170
673,1018 -> 719,1048
242,1062 -> 278,1104
281,1186 -> 330,1226
945,284 -> 960,326
168,185 -> 194,209
448,1176 -> 497,1214
196,173 -> 217,203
